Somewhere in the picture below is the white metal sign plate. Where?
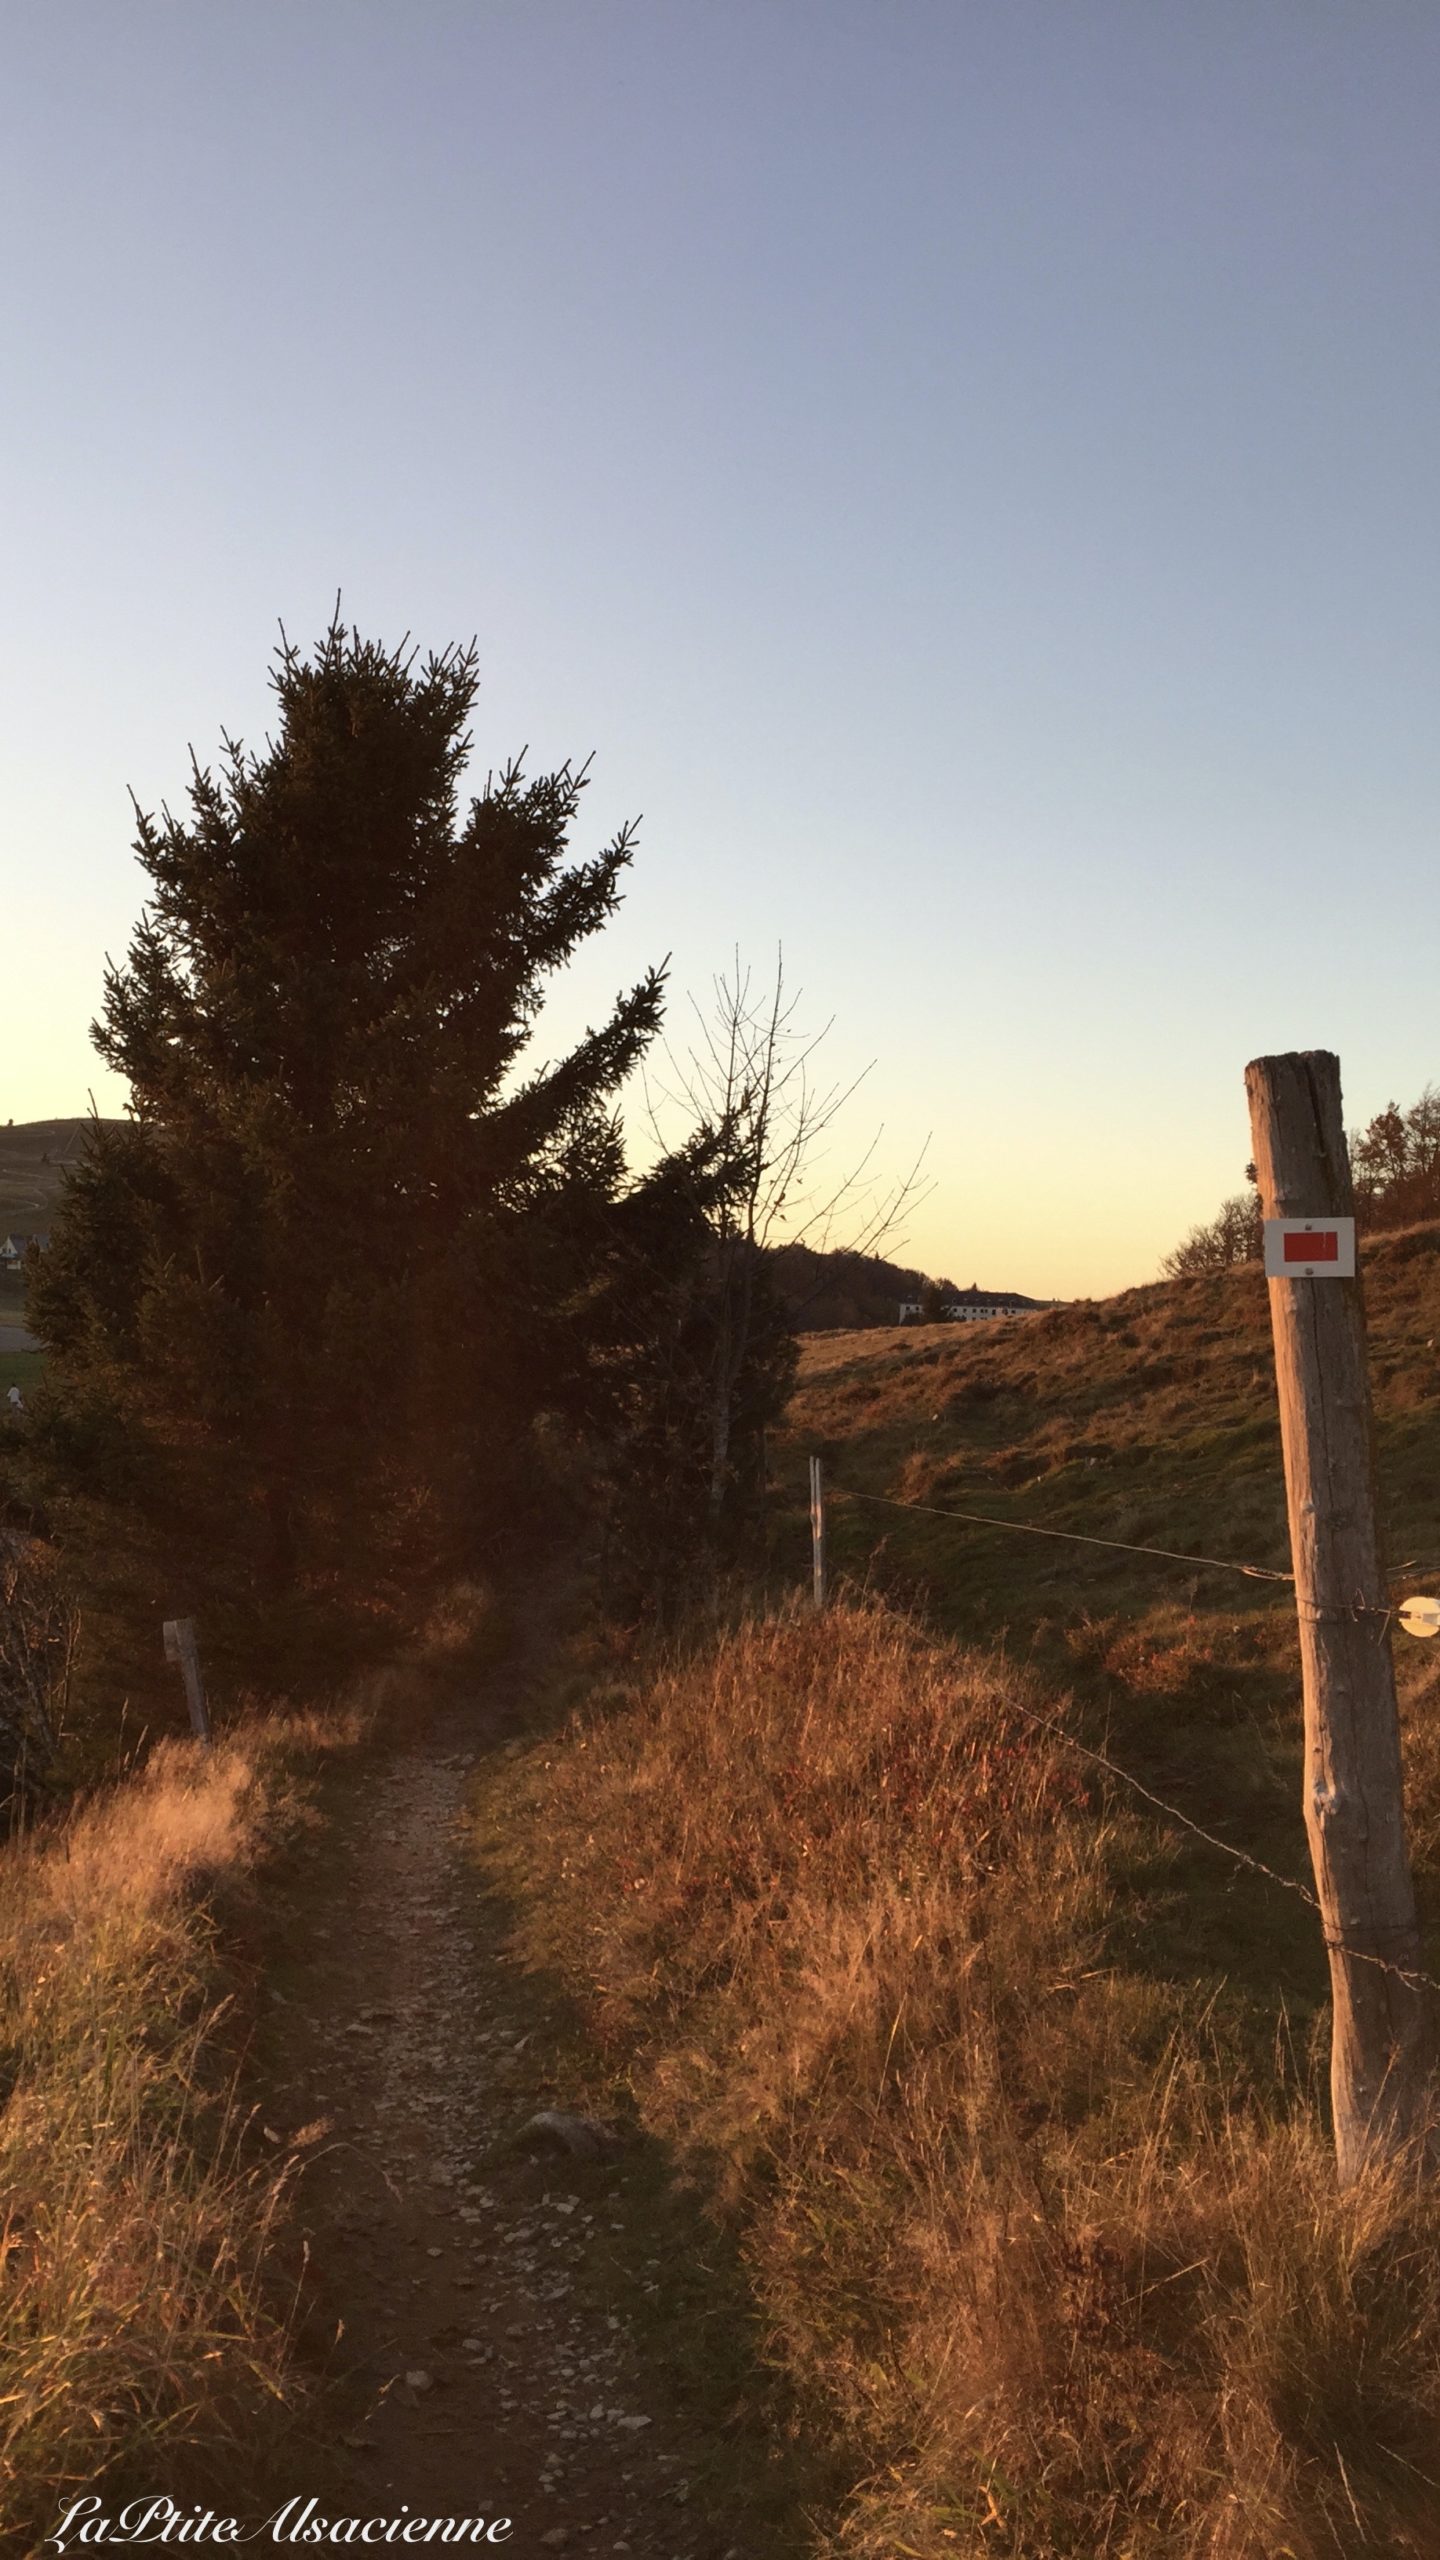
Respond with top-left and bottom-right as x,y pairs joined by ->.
1399,1597 -> 1440,1640
1263,1216 -> 1356,1279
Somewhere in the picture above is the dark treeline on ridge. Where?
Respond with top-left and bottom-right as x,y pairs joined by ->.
767,1241 -> 927,1331
3,1128 -> 938,1341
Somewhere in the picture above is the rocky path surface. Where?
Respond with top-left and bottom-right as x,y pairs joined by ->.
257,1639 -> 797,2558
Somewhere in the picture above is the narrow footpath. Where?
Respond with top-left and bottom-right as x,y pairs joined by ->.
253,1623 -> 809,2559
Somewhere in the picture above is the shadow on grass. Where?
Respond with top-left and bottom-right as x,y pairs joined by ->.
762,1415 -> 1440,2091
223,1614 -> 843,2560
461,1698 -> 848,2559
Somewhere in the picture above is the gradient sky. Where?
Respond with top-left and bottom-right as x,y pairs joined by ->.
5,1 -> 1440,1297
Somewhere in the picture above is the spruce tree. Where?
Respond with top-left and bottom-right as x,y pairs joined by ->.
32,620 -> 696,1679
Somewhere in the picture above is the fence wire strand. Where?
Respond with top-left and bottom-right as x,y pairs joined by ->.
823,1476 -> 1440,2002
996,1691 -> 1440,1999
844,1487 -> 1296,1582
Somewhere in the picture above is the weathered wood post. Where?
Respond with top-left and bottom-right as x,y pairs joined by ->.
1245,1049 -> 1430,2179
163,1615 -> 211,1747
809,1455 -> 828,1610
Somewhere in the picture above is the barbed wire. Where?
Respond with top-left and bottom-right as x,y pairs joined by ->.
996,1690 -> 1440,1999
824,1478 -> 1440,1998
842,1486 -> 1295,1583
840,1485 -> 1430,1622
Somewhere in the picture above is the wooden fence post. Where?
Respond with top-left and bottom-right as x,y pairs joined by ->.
809,1455 -> 828,1610
1245,1048 -> 1430,2179
163,1616 -> 211,1748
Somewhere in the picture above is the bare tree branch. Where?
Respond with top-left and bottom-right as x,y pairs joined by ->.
649,951 -> 933,1523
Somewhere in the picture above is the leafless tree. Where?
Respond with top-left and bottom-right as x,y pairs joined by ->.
1160,1190 -> 1263,1278
648,953 -> 929,1528
1162,1080 -> 1440,1279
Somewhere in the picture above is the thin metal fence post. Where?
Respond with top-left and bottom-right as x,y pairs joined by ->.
809,1455 -> 827,1610
163,1615 -> 211,1747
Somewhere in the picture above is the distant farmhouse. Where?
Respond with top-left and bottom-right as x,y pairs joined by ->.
898,1283 -> 1054,1324
0,1232 -> 48,1273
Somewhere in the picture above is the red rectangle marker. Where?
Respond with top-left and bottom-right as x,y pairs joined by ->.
1263,1216 -> 1355,1277
1283,1229 -> 1339,1263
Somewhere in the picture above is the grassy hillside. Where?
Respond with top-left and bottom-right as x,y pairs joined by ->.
0,1120 -> 123,1395
489,1228 -> 1440,2556
0,1117 -> 119,1236
493,1597 -> 1440,2557
774,1226 -> 1440,2019
0,1704 -> 340,2544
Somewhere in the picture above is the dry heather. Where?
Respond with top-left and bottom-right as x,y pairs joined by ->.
0,1716 -> 342,2546
493,1599 -> 1440,2559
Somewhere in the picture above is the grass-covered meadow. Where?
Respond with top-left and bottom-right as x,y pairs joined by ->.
0,1716 -> 345,2547
485,1597 -> 1440,2556
8,1219 -> 1440,2548
481,1231 -> 1440,2555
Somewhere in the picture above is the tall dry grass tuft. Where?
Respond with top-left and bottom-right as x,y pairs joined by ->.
0,1720 -> 336,2546
495,1598 -> 1440,2557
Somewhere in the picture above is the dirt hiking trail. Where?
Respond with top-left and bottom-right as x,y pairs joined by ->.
255,1610 -> 816,2559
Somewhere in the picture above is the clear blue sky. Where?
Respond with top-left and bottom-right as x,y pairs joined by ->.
5,1 -> 1439,1296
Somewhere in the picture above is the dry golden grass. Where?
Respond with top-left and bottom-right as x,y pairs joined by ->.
776,1228 -> 1440,2033
493,1599 -> 1440,2558
0,1711 -> 349,2546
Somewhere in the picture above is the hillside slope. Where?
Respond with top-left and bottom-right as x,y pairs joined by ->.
494,1240 -> 1440,2556
0,1118 -> 124,1236
775,1226 -> 1440,2010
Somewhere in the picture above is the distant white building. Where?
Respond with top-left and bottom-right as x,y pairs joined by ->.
898,1284 -> 1052,1325
0,1232 -> 47,1272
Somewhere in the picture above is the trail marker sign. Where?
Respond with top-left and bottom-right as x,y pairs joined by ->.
1263,1216 -> 1356,1278
1398,1596 -> 1440,1640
